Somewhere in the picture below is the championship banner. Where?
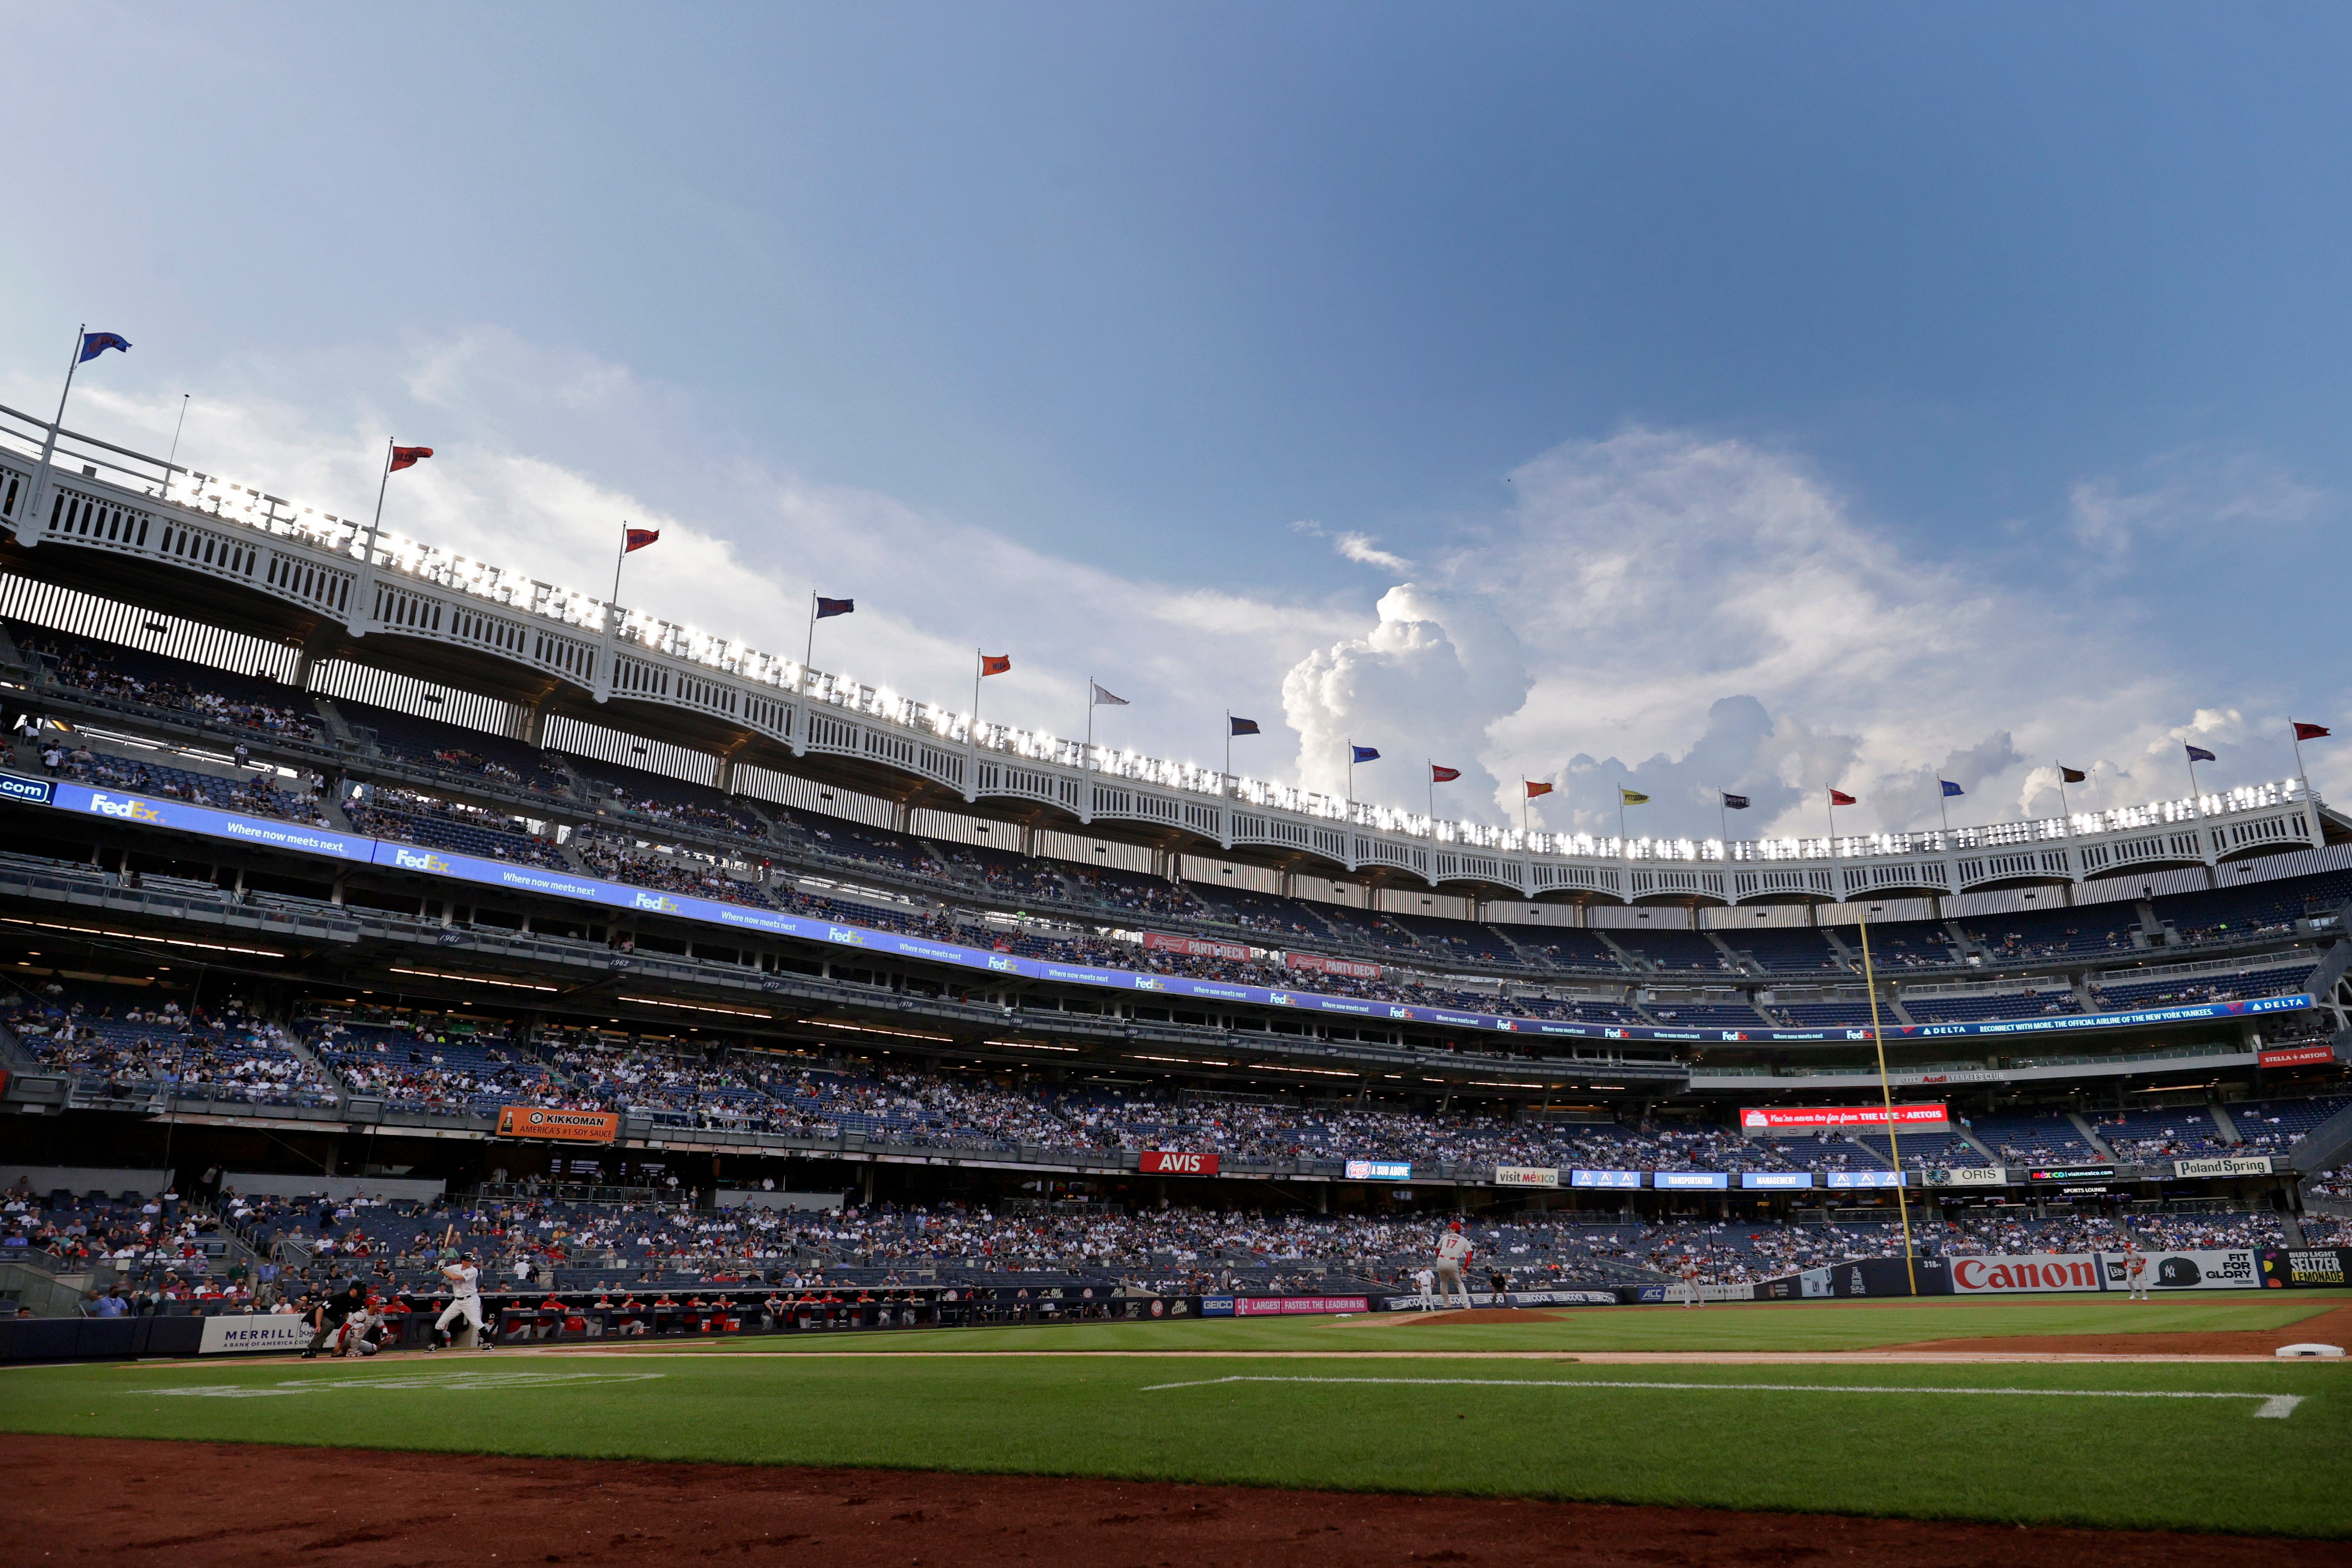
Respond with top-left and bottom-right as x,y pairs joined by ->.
1740,1103 -> 1949,1131
1139,1150 -> 1220,1176
1493,1165 -> 1560,1187
2259,1044 -> 2336,1067
1284,951 -> 1383,980
494,1106 -> 621,1144
1141,931 -> 1249,961
2172,1155 -> 2273,1179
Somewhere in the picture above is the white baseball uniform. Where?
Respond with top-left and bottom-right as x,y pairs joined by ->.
1434,1230 -> 1473,1309
2125,1253 -> 2148,1300
434,1262 -> 485,1346
1680,1260 -> 1702,1307
1414,1268 -> 1435,1310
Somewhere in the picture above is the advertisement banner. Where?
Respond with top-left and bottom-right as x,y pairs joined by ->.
198,1314 -> 316,1354
1740,1171 -> 1813,1190
2259,1044 -> 2337,1068
1344,1159 -> 1412,1181
2172,1155 -> 2273,1179
1493,1165 -> 1560,1188
1198,1296 -> 1235,1317
1762,1257 -> 1950,1300
2026,1165 -> 2116,1183
2103,1248 -> 2258,1292
494,1106 -> 621,1144
1950,1254 -> 2104,1293
1929,1167 -> 2006,1186
1652,1171 -> 1729,1190
1234,1295 -> 1369,1316
1141,932 -> 1249,961
1823,1170 -> 1910,1189
1139,1150 -> 1221,1176
1284,951 -> 1384,980
2259,1248 -> 2348,1289
1740,1103 -> 1950,1132
1570,1169 -> 1644,1189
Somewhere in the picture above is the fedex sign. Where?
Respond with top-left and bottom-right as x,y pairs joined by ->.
1139,1150 -> 1220,1176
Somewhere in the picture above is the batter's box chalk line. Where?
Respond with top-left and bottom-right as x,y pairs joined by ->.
144,1370 -> 666,1399
1141,1375 -> 2307,1420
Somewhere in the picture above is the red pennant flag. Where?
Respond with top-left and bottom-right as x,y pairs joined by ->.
979,654 -> 1011,677
624,527 -> 660,553
1828,789 -> 1858,806
1430,765 -> 1462,784
388,445 -> 434,472
1525,780 -> 1555,798
2293,722 -> 2331,741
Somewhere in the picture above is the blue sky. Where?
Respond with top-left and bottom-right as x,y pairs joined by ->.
3,3 -> 2343,840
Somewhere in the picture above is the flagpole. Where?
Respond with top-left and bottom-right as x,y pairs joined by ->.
160,393 -> 190,500
1085,677 -> 1095,778
609,521 -> 631,607
350,438 -> 397,638
803,592 -> 819,697
1938,788 -> 1950,835
18,323 -> 86,552
1718,792 -> 1729,849
1827,791 -> 1836,843
2185,750 -> 2202,810
2291,718 -> 2306,782
1224,711 -> 1233,797
1427,759 -> 1434,826
1858,912 -> 1918,1296
2056,763 -> 2071,821
1347,741 -> 1355,810
972,650 -> 983,742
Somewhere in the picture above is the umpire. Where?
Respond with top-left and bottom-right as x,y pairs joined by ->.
303,1278 -> 368,1359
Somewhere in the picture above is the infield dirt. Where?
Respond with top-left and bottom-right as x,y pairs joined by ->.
9,1434 -> 2341,1568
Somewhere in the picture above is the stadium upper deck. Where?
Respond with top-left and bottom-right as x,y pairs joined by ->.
1,396 -> 2341,909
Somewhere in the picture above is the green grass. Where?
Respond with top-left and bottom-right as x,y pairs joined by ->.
2,1293 -> 2346,1536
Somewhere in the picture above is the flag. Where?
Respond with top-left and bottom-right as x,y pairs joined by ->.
1092,682 -> 1128,707
388,445 -> 434,472
1228,716 -> 1260,736
1722,792 -> 1750,810
2059,766 -> 2088,784
815,597 -> 855,619
624,527 -> 660,553
1620,788 -> 1649,805
2185,744 -> 2216,763
1525,780 -> 1555,798
79,332 -> 131,361
1430,765 -> 1461,783
980,654 -> 1011,677
1351,745 -> 1380,764
1829,789 -> 1858,806
1939,780 -> 1964,798
2293,722 -> 2331,741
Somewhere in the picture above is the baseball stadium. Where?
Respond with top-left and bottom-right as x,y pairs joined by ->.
0,397 -> 2347,1564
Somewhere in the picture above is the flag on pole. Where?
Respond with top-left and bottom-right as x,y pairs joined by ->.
1092,682 -> 1128,706
2184,744 -> 2216,763
1351,745 -> 1381,764
1228,716 -> 1260,736
1430,764 -> 1461,783
980,654 -> 1012,677
1939,780 -> 1965,798
815,597 -> 855,619
79,332 -> 132,361
1829,789 -> 1858,806
1525,780 -> 1555,798
1619,788 -> 1649,805
2294,722 -> 2331,741
1722,792 -> 1751,810
624,527 -> 660,552
2059,766 -> 2088,783
388,445 -> 434,472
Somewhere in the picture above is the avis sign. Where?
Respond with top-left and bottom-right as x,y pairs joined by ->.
1139,1150 -> 1220,1176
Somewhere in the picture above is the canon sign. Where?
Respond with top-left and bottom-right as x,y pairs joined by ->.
1139,1150 -> 1220,1176
1952,1255 -> 2103,1293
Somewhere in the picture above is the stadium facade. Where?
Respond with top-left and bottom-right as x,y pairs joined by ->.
0,395 -> 2348,1242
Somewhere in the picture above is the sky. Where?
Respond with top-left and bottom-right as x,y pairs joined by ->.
2,2 -> 2345,844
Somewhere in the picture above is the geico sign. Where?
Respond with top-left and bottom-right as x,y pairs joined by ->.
1952,1255 -> 2103,1293
1139,1150 -> 1220,1176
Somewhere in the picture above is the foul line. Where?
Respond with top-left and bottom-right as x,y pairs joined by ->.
1141,1374 -> 2306,1420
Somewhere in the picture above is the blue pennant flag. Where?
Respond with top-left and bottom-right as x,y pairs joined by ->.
79,331 -> 131,362
1228,716 -> 1260,736
2185,744 -> 2216,763
814,597 -> 854,619
1939,779 -> 1965,798
1351,745 -> 1380,764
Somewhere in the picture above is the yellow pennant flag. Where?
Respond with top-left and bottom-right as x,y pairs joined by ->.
1620,788 -> 1650,805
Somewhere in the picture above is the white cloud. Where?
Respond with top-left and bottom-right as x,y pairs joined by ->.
1292,518 -> 1413,573
2067,449 -> 2326,559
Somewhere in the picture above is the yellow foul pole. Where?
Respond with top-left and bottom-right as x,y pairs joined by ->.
1857,913 -> 1919,1295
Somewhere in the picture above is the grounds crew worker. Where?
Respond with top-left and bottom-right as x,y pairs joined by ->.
1433,1220 -> 1474,1310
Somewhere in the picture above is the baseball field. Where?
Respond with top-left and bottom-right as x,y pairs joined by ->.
4,1292 -> 2348,1565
